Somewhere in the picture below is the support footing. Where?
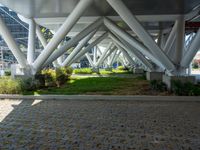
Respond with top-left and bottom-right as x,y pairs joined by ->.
92,68 -> 100,73
133,68 -> 144,74
11,64 -> 34,79
146,72 -> 164,81
162,75 -> 196,89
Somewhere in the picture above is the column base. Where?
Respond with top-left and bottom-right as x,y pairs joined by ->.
11,64 -> 34,79
162,74 -> 196,90
92,67 -> 100,73
133,68 -> 144,74
105,67 -> 113,71
146,72 -> 164,81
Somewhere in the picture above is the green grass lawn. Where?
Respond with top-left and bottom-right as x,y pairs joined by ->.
24,76 -> 159,95
73,68 -> 132,75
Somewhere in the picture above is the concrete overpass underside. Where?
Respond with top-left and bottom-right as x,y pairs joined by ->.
0,0 -> 199,80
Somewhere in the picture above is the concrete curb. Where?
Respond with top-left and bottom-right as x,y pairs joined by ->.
0,95 -> 200,102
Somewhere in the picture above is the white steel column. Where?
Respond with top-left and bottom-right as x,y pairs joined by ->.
174,15 -> 185,65
99,46 -> 117,67
181,28 -> 200,67
116,45 -> 136,66
27,19 -> 36,64
108,50 -> 117,66
104,18 -> 162,68
112,51 -> 121,65
107,0 -> 175,71
36,25 -> 47,47
110,33 -> 154,71
95,43 -> 113,67
0,16 -> 27,68
61,31 -> 96,67
164,21 -> 178,54
85,53 -> 95,67
70,33 -> 108,65
93,46 -> 97,64
43,18 -> 103,67
33,0 -> 93,71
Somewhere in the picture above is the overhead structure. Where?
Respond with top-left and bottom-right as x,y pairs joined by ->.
0,0 -> 199,76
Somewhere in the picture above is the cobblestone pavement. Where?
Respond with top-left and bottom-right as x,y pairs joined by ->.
0,100 -> 200,150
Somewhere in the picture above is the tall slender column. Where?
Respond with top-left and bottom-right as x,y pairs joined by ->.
42,18 -> 103,67
70,33 -> 108,65
104,18 -> 161,68
0,16 -> 27,68
33,0 -> 93,72
95,43 -> 113,67
85,53 -> 95,67
61,31 -> 96,67
181,28 -> 200,67
107,0 -> 175,71
36,25 -> 47,47
174,16 -> 185,65
27,19 -> 36,64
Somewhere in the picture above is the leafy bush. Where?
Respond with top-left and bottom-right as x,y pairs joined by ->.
172,80 -> 200,96
41,67 -> 72,87
42,69 -> 56,87
4,70 -> 11,76
117,66 -> 126,70
65,66 -> 73,75
55,67 -> 68,87
192,62 -> 199,69
73,68 -> 93,74
0,77 -> 24,94
150,80 -> 167,92
35,74 -> 45,88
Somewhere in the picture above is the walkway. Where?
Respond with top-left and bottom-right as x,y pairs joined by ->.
0,99 -> 200,149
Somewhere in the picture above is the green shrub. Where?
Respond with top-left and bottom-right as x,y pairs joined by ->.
150,80 -> 167,92
0,77 -> 24,94
192,62 -> 199,69
55,67 -> 68,87
117,66 -> 126,70
65,66 -> 73,75
73,68 -> 93,74
172,80 -> 200,96
4,70 -> 11,76
41,67 -> 71,87
35,74 -> 45,88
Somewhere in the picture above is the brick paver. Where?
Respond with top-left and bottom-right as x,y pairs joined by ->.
0,100 -> 200,150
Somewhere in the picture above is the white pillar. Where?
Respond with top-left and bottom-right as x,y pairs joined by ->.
104,18 -> 162,68
27,19 -> 36,64
116,45 -> 136,66
107,0 -> 175,71
95,42 -> 113,67
110,33 -> 154,71
70,33 -> 108,65
108,50 -> 117,66
85,53 -> 95,67
112,51 -> 121,65
93,46 -> 97,64
61,31 -> 96,67
0,16 -> 27,68
164,21 -> 178,54
174,15 -> 185,65
36,25 -> 47,47
33,0 -> 93,72
181,28 -> 200,67
43,18 -> 103,67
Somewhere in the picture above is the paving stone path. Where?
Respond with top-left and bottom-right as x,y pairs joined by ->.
0,99 -> 200,150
